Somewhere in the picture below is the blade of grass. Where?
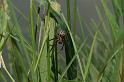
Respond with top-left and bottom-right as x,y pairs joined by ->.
66,0 -> 71,29
61,13 -> 85,81
0,71 -> 7,82
101,0 -> 119,39
77,8 -> 85,39
73,0 -> 77,36
97,47 -> 122,82
30,0 -> 35,51
84,32 -> 97,80
13,6 -> 28,21
34,15 -> 51,72
59,38 -> 87,82
0,52 -> 15,82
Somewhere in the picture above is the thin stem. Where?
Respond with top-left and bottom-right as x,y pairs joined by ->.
66,0 -> 71,29
73,0 -> 77,36
47,36 -> 51,82
30,0 -> 35,50
54,27 -> 58,82
0,52 -> 15,82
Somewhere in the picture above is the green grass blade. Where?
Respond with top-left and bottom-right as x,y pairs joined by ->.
84,32 -> 97,80
59,38 -> 87,82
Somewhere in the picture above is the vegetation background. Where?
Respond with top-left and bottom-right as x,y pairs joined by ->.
0,0 -> 124,82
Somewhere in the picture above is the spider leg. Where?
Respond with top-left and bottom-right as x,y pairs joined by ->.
60,43 -> 65,50
49,41 -> 57,53
49,38 -> 56,41
49,44 -> 54,53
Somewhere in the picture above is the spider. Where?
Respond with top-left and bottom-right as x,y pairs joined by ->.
49,30 -> 66,52
56,30 -> 65,45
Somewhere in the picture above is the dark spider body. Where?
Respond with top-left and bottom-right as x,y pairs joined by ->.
49,30 -> 65,52
56,30 -> 65,45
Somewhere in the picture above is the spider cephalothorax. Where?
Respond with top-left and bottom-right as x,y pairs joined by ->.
56,30 -> 65,44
